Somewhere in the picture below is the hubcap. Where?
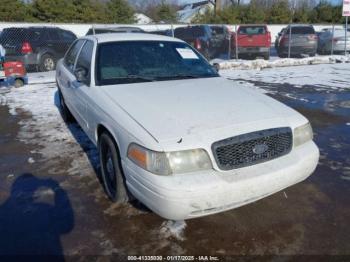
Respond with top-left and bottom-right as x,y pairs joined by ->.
104,148 -> 116,196
106,154 -> 114,176
44,58 -> 54,71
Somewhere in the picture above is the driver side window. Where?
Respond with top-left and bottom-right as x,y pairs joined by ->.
75,40 -> 94,86
64,40 -> 85,72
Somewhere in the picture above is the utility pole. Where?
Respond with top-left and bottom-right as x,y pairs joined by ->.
215,0 -> 222,15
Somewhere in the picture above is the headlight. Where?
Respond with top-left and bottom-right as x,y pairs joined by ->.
293,122 -> 313,147
127,143 -> 212,175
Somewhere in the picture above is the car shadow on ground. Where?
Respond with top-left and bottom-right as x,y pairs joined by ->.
53,90 -> 150,213
0,173 -> 74,261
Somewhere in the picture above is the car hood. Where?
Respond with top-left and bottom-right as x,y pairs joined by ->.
101,77 -> 302,144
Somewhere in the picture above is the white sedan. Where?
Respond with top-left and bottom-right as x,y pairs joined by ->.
56,33 -> 319,220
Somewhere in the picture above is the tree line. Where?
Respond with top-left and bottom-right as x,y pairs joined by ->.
193,0 -> 346,24
0,0 -> 346,24
0,0 -> 136,23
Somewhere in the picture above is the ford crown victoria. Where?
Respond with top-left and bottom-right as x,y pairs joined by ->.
56,33 -> 319,220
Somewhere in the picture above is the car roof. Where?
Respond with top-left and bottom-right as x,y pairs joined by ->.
84,33 -> 184,43
239,24 -> 267,27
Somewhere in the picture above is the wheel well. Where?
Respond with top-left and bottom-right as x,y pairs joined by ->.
40,51 -> 56,62
96,124 -> 118,148
97,124 -> 108,141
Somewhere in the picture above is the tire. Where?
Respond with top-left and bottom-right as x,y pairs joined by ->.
14,78 -> 24,88
40,54 -> 56,72
58,88 -> 75,123
203,49 -> 210,60
99,132 -> 129,203
263,52 -> 270,60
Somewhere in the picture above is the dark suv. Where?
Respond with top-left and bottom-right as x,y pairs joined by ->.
173,25 -> 227,59
85,26 -> 144,35
0,27 -> 77,71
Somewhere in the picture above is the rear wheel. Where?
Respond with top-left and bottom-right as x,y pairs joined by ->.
40,54 -> 56,72
99,132 -> 128,203
14,78 -> 24,88
263,52 -> 270,60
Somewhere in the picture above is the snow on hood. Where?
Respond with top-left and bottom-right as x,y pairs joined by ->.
101,77 -> 300,143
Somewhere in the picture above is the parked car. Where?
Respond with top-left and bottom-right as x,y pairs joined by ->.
275,25 -> 317,58
56,33 -> 319,220
86,26 -> 144,35
0,61 -> 28,88
209,25 -> 231,56
173,25 -> 226,59
148,29 -> 172,36
317,28 -> 350,54
231,25 -> 271,60
0,27 -> 77,72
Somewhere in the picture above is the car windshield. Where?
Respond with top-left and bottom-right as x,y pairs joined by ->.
96,41 -> 219,86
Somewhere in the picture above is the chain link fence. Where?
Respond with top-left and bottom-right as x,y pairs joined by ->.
0,23 -> 348,73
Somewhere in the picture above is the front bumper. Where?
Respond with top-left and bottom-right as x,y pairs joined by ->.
124,141 -> 319,220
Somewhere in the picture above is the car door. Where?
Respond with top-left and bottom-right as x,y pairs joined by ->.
70,40 -> 94,135
58,39 -> 85,123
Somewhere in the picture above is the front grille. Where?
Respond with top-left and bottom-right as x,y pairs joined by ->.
212,127 -> 293,170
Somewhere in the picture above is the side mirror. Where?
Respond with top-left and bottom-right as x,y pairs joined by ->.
74,67 -> 88,83
213,63 -> 220,72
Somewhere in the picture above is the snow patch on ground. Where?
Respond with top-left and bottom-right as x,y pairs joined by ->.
213,55 -> 350,71
3,82 -> 98,177
160,220 -> 187,241
220,62 -> 350,93
28,71 -> 56,84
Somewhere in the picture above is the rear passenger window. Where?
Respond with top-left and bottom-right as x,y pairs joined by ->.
75,41 -> 94,85
48,30 -> 60,40
61,31 -> 76,41
29,30 -> 43,41
64,40 -> 85,71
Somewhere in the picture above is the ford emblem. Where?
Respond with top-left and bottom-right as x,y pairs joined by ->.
252,144 -> 269,154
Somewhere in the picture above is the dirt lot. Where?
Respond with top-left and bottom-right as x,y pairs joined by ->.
0,63 -> 350,261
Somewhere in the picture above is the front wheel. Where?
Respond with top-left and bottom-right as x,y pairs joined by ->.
99,132 -> 129,203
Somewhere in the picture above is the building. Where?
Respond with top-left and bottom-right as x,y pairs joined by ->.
177,0 -> 214,23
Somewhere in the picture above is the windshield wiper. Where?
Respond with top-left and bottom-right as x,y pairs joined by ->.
110,75 -> 156,82
156,74 -> 202,80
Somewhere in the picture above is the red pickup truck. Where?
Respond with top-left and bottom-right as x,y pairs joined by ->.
231,25 -> 271,60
